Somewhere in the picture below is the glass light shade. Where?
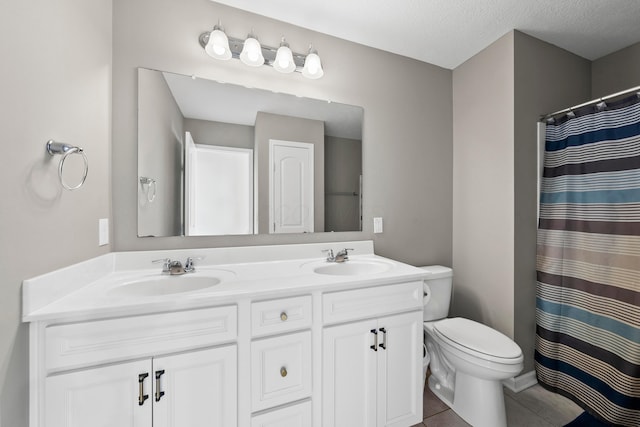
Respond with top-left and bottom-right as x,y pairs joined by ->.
205,28 -> 231,60
302,52 -> 324,79
273,45 -> 296,73
240,37 -> 264,67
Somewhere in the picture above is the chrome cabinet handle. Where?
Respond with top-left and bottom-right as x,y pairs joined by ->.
155,370 -> 165,402
138,373 -> 149,406
280,367 -> 288,377
370,329 -> 378,351
280,311 -> 288,321
379,327 -> 387,350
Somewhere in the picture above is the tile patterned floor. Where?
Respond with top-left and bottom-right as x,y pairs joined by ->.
413,378 -> 583,427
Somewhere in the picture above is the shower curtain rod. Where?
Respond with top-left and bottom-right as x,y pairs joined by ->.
541,84 -> 640,121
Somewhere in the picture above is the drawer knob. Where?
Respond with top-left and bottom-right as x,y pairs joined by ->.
280,367 -> 288,377
280,312 -> 288,321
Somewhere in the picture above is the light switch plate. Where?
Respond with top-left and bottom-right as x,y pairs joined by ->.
373,217 -> 383,233
99,218 -> 109,246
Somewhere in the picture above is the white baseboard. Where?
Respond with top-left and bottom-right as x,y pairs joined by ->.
503,370 -> 537,393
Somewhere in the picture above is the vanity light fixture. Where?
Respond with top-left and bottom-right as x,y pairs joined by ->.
239,32 -> 264,67
273,38 -> 296,73
199,23 -> 324,79
302,45 -> 324,79
204,23 -> 232,60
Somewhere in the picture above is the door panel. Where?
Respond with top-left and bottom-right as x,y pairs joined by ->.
45,360 -> 151,427
377,311 -> 423,427
153,345 -> 237,427
270,140 -> 314,233
322,319 -> 377,427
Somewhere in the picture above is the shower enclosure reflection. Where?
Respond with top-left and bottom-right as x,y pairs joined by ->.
137,68 -> 363,237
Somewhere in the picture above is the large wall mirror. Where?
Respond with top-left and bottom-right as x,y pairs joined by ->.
137,68 -> 364,237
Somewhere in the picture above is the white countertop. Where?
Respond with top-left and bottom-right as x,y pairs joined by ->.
23,241 -> 428,323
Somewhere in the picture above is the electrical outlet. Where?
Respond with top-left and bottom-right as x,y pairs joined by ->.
99,218 -> 109,246
373,217 -> 383,233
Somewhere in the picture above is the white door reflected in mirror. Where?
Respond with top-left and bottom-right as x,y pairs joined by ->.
269,140 -> 314,234
185,132 -> 254,236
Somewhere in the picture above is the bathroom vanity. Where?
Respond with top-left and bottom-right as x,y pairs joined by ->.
23,241 -> 426,427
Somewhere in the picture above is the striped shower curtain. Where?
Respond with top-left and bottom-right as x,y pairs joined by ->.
536,94 -> 640,426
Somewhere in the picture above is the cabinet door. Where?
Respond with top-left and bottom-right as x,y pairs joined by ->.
322,319 -> 378,427
153,345 -> 237,427
45,359 -> 152,427
376,311 -> 423,427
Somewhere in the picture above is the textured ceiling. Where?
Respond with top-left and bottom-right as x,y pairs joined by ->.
211,0 -> 640,69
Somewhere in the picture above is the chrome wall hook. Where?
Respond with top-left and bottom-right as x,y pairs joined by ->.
46,140 -> 88,191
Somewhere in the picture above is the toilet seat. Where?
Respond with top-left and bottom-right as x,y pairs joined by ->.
432,317 -> 523,364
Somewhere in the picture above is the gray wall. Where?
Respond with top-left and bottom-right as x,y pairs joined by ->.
325,136 -> 362,232
255,112 -> 325,233
184,118 -> 254,150
0,1 -> 112,426
452,32 -> 516,337
591,41 -> 640,98
138,68 -> 183,237
513,31 -> 591,372
452,31 -> 592,372
112,0 -> 453,267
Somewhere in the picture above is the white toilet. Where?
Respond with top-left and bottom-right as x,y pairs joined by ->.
421,266 -> 523,427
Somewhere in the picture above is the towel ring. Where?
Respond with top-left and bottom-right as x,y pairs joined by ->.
46,140 -> 89,191
139,176 -> 157,202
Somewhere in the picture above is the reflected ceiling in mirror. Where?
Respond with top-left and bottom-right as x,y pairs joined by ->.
137,68 -> 364,238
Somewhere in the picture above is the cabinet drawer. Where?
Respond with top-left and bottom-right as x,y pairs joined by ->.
45,306 -> 237,372
251,296 -> 312,337
251,331 -> 312,412
323,281 -> 422,325
251,400 -> 312,427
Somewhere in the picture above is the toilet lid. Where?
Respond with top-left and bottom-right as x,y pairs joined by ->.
433,318 -> 522,360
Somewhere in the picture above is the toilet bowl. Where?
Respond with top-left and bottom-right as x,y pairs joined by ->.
420,266 -> 523,427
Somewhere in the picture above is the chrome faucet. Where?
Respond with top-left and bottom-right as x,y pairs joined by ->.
322,249 -> 335,262
322,248 -> 354,263
152,258 -> 186,275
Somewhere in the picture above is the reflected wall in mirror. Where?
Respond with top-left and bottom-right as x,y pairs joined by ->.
137,68 -> 364,237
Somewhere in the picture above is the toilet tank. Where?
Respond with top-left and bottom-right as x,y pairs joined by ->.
420,265 -> 453,321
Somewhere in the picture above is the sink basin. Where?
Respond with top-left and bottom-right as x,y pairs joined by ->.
107,275 -> 221,297
313,261 -> 392,276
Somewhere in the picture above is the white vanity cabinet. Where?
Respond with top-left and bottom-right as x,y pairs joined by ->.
321,282 -> 423,427
24,243 -> 429,427
31,306 -> 238,427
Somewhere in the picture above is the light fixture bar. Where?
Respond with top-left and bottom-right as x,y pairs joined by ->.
199,32 -> 308,72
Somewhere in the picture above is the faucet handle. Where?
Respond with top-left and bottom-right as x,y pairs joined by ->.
185,256 -> 205,272
335,248 -> 354,262
322,249 -> 335,262
152,258 -> 171,273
